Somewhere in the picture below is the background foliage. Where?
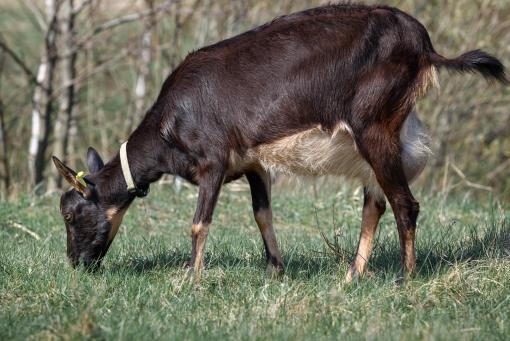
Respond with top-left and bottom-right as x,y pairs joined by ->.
0,0 -> 509,198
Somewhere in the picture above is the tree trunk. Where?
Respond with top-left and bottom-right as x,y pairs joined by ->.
28,0 -> 59,188
0,97 -> 10,197
127,0 -> 155,133
49,0 -> 77,190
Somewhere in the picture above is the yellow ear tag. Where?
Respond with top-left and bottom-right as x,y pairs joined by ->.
75,171 -> 87,187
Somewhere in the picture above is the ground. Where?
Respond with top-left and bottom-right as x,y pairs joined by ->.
1,182 -> 509,340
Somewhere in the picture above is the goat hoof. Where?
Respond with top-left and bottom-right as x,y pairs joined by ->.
345,269 -> 358,284
396,269 -> 415,286
183,262 -> 205,285
345,265 -> 366,284
266,263 -> 284,278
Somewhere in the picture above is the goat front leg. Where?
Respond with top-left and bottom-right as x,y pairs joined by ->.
246,169 -> 284,277
189,169 -> 224,282
345,187 -> 386,283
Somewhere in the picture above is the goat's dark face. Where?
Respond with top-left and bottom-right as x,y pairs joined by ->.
59,189 -> 110,269
53,148 -> 111,270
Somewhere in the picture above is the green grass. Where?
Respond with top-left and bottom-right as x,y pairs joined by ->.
1,183 -> 509,340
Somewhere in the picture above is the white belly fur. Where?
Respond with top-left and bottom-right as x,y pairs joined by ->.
253,123 -> 373,179
228,112 -> 430,197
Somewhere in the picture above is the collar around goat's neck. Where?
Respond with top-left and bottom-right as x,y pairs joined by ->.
120,141 -> 149,198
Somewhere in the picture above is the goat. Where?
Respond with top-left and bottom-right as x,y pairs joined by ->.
52,4 -> 507,281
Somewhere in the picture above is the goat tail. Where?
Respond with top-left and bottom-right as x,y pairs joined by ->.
430,50 -> 508,85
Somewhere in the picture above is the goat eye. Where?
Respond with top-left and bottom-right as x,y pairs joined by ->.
64,213 -> 73,222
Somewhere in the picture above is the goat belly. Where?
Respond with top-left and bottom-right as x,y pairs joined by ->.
227,114 -> 430,196
252,124 -> 374,180
226,122 -> 376,185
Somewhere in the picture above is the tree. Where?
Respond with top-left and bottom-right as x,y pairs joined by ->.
49,0 -> 78,189
128,0 -> 156,133
28,0 -> 60,188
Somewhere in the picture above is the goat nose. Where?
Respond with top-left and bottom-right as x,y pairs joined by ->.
83,259 -> 101,272
69,258 -> 79,269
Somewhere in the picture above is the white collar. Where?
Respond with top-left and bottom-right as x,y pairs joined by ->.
120,141 -> 136,193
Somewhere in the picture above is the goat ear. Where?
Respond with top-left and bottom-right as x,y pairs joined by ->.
82,186 -> 96,200
86,147 -> 104,173
52,156 -> 87,194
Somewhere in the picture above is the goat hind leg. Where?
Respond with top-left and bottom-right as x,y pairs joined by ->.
356,126 -> 419,279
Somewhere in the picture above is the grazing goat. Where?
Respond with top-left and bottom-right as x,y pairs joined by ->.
53,4 -> 507,281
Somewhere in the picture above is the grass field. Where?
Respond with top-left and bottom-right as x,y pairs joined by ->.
1,182 -> 509,340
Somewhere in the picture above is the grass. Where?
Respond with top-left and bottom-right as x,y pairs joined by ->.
1,182 -> 509,340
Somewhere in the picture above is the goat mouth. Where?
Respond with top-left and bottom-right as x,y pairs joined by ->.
68,255 -> 102,272
75,259 -> 101,273
84,262 -> 101,272
69,258 -> 79,269
82,254 -> 103,270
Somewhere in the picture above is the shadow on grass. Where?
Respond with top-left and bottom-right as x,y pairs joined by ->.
366,217 -> 510,278
107,218 -> 509,280
108,249 -> 190,275
108,247 -> 336,280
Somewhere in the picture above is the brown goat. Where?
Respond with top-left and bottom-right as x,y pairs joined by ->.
52,4 -> 507,281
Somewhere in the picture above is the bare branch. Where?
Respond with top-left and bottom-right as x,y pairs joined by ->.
486,158 -> 510,180
0,38 -> 41,86
72,0 -> 92,16
21,0 -> 48,31
50,39 -> 175,100
9,221 -> 41,240
61,0 -> 179,59
57,0 -> 175,60
49,43 -> 138,100
451,163 -> 493,192
92,0 -> 175,36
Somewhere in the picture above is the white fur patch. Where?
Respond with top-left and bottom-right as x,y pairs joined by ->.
227,122 -> 376,186
253,123 -> 374,181
228,114 -> 430,199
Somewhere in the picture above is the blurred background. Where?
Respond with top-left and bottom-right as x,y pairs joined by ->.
0,0 -> 508,200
